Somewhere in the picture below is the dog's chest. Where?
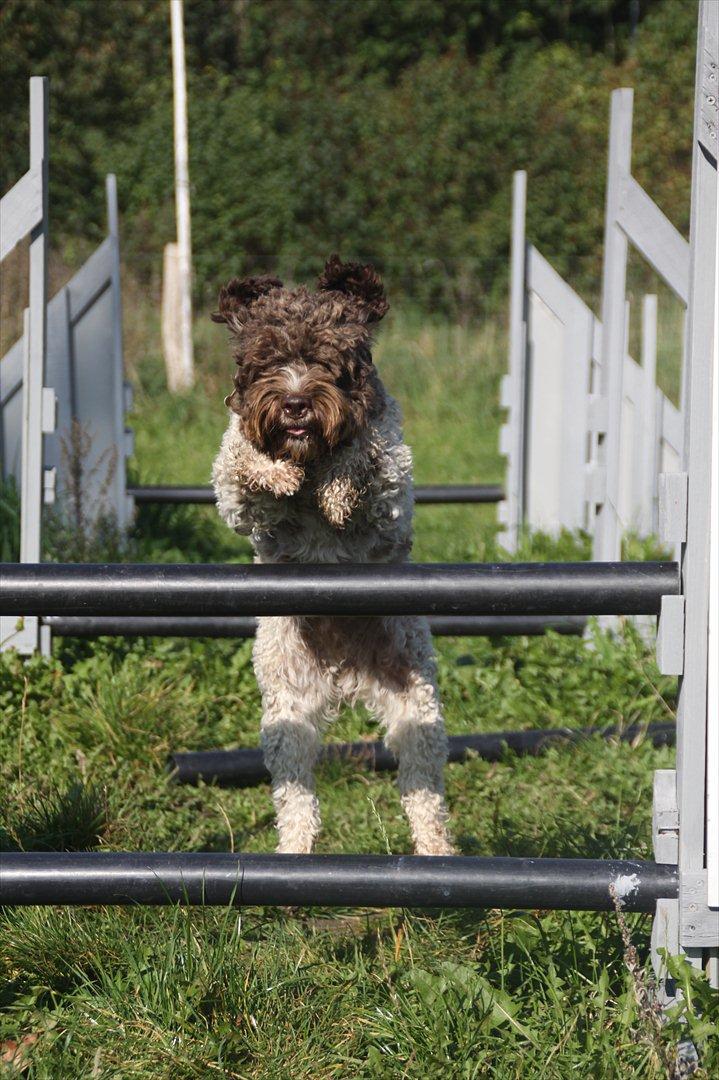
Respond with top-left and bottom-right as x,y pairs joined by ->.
250,485 -> 378,563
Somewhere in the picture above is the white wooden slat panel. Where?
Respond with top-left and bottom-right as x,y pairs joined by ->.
525,291 -> 566,531
619,355 -> 642,531
0,169 -> 42,261
525,246 -> 594,534
617,175 -> 690,304
65,236 -> 114,323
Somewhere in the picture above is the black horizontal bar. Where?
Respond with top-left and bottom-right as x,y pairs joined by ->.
43,614 -> 586,639
415,484 -> 504,504
170,721 -> 676,787
128,484 -> 505,506
129,485 -> 215,504
1,561 -> 678,617
0,852 -> 676,911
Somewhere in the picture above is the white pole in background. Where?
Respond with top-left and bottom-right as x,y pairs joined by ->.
169,0 -> 194,389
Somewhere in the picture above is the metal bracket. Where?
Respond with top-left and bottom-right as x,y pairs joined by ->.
656,595 -> 685,675
499,422 -> 512,456
123,380 -> 134,412
499,373 -> 512,409
651,897 -> 679,1006
680,871 -> 719,947
653,769 -> 679,863
41,386 -> 56,433
585,464 -> 607,506
0,614 -> 39,656
587,393 -> 608,433
699,28 -> 718,157
658,472 -> 688,544
42,466 -> 56,506
39,622 -> 52,658
124,428 -> 135,456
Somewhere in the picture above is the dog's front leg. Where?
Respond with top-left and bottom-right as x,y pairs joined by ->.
255,617 -> 333,854
261,709 -> 323,854
383,702 -> 455,856
364,619 -> 455,856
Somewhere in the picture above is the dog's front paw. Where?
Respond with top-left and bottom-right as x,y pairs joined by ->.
243,458 -> 305,498
317,475 -> 361,528
264,459 -> 305,498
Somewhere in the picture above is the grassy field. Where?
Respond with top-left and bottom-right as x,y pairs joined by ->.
1,308 -> 717,1078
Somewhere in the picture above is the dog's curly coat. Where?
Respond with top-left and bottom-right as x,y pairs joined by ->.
211,256 -> 454,855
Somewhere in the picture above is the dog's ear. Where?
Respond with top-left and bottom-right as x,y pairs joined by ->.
317,255 -> 388,324
211,276 -> 283,326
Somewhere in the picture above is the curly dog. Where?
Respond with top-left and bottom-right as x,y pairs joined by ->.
212,256 -> 454,855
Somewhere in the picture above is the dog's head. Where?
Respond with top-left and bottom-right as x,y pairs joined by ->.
212,255 -> 388,463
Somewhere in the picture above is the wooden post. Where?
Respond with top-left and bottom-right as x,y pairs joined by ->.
639,294 -> 658,537
499,171 -> 527,553
21,77 -> 49,566
165,0 -> 194,391
676,0 -> 718,965
593,89 -> 633,564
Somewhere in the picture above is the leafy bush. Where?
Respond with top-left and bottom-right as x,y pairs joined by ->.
0,0 -> 698,317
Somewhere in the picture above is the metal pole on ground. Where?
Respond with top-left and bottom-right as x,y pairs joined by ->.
169,721 -> 676,788
0,852 -> 677,912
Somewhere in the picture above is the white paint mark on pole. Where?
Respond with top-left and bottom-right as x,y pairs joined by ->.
612,873 -> 640,906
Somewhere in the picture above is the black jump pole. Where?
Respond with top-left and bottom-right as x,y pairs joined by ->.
169,721 -> 677,788
42,614 -> 587,639
1,561 -> 679,618
128,484 -> 505,506
0,852 -> 677,912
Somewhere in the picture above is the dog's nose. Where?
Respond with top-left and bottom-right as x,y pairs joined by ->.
282,394 -> 311,418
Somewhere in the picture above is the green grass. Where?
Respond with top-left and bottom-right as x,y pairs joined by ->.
1,308 -> 717,1078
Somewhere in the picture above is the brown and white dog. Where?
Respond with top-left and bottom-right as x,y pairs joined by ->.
211,256 -> 454,855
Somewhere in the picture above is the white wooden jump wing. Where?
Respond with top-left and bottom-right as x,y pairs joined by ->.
0,78 -> 50,656
502,216 -> 682,546
0,83 -> 131,655
40,177 -> 133,534
652,0 -> 718,998
1,176 -> 132,545
593,88 -> 690,564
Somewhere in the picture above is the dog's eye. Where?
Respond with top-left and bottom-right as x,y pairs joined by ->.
335,370 -> 354,391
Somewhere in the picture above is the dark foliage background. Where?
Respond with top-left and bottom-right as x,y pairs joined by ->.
0,0 -> 696,316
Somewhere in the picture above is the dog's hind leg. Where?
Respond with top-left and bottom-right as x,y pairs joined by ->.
254,617 -> 335,854
363,617 -> 455,856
